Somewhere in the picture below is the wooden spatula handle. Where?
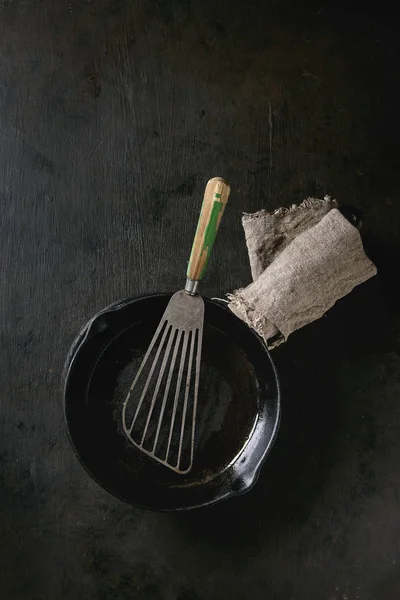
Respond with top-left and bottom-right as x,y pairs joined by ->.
186,177 -> 231,284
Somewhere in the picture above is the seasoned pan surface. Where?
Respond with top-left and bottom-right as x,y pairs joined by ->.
64,294 -> 280,510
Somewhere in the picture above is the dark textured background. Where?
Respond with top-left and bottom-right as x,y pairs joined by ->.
1,1 -> 400,598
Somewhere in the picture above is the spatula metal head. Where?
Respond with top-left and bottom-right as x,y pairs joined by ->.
122,177 -> 230,474
122,291 -> 204,474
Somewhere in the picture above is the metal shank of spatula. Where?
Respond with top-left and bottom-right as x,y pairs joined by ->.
122,177 -> 231,474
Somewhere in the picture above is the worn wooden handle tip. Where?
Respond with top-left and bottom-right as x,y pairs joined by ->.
186,177 -> 231,282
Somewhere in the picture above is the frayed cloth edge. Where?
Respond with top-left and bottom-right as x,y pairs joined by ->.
242,196 -> 337,221
227,291 -> 285,350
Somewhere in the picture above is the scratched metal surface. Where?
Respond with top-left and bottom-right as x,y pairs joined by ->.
1,0 -> 400,598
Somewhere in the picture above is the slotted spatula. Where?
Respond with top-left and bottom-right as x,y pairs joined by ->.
122,177 -> 231,474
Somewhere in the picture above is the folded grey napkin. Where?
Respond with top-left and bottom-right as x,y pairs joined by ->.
228,199 -> 377,349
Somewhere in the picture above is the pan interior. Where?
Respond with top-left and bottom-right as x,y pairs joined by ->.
85,316 -> 259,488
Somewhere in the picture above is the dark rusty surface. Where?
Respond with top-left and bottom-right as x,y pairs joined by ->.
1,0 -> 400,598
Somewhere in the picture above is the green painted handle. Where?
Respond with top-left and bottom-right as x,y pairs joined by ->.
187,177 -> 231,281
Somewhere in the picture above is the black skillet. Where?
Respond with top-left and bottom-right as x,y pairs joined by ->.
64,293 -> 280,511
